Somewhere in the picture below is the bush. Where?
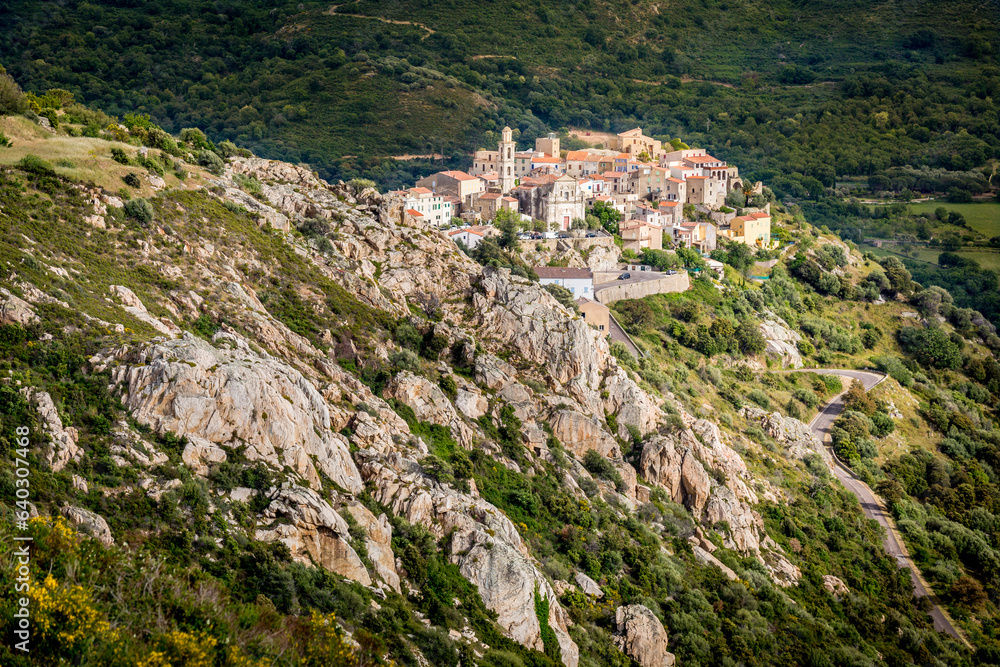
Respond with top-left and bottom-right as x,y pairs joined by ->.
197,149 -> 225,175
582,449 -> 625,491
0,131 -> 10,148
110,147 -> 130,164
122,172 -> 141,188
124,198 -> 154,225
0,72 -> 28,115
747,389 -> 771,410
18,154 -> 54,174
179,127 -> 208,147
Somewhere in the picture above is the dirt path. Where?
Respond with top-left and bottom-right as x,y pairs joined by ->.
391,153 -> 444,161
326,4 -> 435,37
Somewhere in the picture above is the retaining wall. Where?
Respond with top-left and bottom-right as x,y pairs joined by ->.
595,272 -> 689,304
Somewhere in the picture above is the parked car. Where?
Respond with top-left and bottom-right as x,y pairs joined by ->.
619,272 -> 631,280
666,270 -> 677,275
585,232 -> 597,237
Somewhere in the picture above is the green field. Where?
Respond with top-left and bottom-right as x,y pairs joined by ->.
907,201 -> 1000,237
864,245 -> 1000,271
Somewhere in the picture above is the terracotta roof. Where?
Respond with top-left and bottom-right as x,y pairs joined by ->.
687,175 -> 706,180
477,192 -> 501,200
534,267 -> 594,279
667,177 -> 684,184
600,171 -> 625,179
684,155 -> 723,164
479,172 -> 498,180
501,196 -> 518,202
440,170 -> 477,181
565,150 -> 591,161
406,209 -> 423,217
449,228 -> 483,237
532,157 -> 563,163
408,186 -> 433,194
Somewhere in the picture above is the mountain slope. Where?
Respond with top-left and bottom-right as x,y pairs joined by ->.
0,119 -> 988,665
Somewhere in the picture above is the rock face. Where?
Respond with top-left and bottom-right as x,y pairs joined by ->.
613,605 -> 676,667
345,502 -> 401,594
109,284 -> 182,336
759,316 -> 803,368
27,390 -> 82,472
550,410 -> 620,459
97,332 -> 362,494
741,406 -> 827,462
62,506 -> 114,546
383,371 -> 479,448
256,485 -> 371,586
359,450 -> 579,667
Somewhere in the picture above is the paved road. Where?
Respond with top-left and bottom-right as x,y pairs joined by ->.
800,369 -> 966,644
594,270 -> 674,295
606,313 -> 640,358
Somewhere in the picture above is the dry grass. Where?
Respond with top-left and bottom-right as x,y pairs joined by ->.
0,116 -> 208,195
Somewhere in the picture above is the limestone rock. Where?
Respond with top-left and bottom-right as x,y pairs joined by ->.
759,316 -> 803,368
613,605 -> 675,667
62,506 -> 114,546
455,387 -> 489,420
27,390 -> 82,472
692,545 -> 738,581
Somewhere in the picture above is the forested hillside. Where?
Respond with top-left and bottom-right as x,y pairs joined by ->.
2,0 -> 997,194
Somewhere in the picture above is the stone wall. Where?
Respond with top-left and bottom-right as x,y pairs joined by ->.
595,272 -> 689,304
520,235 -> 617,254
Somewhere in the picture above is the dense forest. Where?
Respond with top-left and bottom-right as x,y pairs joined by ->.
1,0 -> 997,194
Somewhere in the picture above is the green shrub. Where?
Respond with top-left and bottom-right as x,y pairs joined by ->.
179,127 -> 208,147
747,389 -> 771,409
0,131 -> 10,147
110,147 -> 130,164
197,149 -> 225,175
0,72 -> 28,115
582,449 -> 625,492
124,198 -> 153,225
18,154 -> 54,174
122,172 -> 141,188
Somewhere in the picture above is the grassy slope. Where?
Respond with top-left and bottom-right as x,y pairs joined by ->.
906,201 -> 1000,237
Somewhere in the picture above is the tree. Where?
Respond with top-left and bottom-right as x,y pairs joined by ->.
494,208 -> 520,249
843,380 -> 876,416
897,326 -> 963,369
615,299 -> 653,334
949,576 -> 987,612
591,200 -> 621,234
543,284 -> 578,313
735,320 -> 766,355
725,190 -> 746,207
0,72 -> 28,115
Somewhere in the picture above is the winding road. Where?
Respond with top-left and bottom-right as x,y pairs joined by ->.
802,369 -> 967,645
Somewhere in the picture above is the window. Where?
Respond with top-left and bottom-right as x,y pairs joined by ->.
599,325 -> 605,331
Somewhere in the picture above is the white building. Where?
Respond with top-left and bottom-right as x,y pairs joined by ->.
401,187 -> 453,227
534,267 -> 595,298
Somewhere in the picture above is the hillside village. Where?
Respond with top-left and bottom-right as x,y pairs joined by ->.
393,127 -> 778,330
395,127 -> 774,254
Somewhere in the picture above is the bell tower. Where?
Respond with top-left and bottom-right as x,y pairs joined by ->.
498,126 -> 516,194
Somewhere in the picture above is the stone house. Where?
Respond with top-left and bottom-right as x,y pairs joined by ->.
621,218 -> 664,253
416,170 -> 482,204
535,133 -> 560,157
577,297 -> 610,332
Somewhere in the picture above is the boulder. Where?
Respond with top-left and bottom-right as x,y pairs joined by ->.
0,288 -> 39,325
109,285 -> 181,337
574,572 -> 603,598
759,317 -> 803,368
741,406 -> 826,462
550,410 -> 620,459
613,605 -> 675,667
62,506 -> 114,546
823,574 -> 850,600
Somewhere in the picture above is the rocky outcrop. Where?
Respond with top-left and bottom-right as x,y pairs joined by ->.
823,574 -> 849,600
0,288 -> 39,325
759,316 -> 803,368
256,486 -> 371,586
345,501 -> 401,594
575,572 -> 603,598
62,506 -> 114,546
109,285 -> 182,337
383,371 -> 479,448
613,605 -> 675,667
741,406 -> 826,461
27,390 -> 82,472
550,410 -> 620,459
359,450 -> 579,667
96,332 -> 362,494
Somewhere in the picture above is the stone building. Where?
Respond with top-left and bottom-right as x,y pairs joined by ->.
515,174 -> 586,231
